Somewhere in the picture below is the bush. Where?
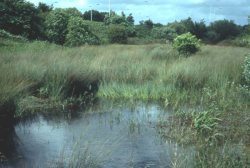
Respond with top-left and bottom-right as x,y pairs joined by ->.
107,24 -> 128,44
173,32 -> 201,55
65,17 -> 100,47
45,9 -> 69,44
243,55 -> 250,86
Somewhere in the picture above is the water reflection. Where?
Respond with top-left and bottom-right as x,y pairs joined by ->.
9,100 -> 181,167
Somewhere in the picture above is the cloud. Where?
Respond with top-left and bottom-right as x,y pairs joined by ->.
27,0 -> 249,25
77,0 -> 87,6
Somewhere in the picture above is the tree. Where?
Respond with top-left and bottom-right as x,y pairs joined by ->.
105,14 -> 127,25
144,19 -> 154,30
107,24 -> 128,44
167,21 -> 187,35
192,20 -> 207,39
45,9 -> 69,44
209,19 -> 240,41
181,17 -> 194,33
83,10 -> 106,22
65,17 -> 100,47
126,13 -> 134,25
151,27 -> 177,41
0,0 -> 43,39
37,2 -> 52,13
63,8 -> 82,18
37,2 -> 53,40
135,19 -> 154,38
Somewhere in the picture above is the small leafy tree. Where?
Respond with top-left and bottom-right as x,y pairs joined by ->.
173,32 -> 201,56
107,24 -> 128,44
65,17 -> 100,47
45,9 -> 69,44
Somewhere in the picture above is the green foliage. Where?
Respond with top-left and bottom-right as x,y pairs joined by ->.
173,32 -> 201,55
204,30 -> 220,43
180,17 -> 195,33
151,27 -> 177,41
167,21 -> 187,35
83,10 -> 107,22
65,17 -> 100,47
107,25 -> 128,44
135,20 -> 154,38
63,8 -> 82,18
45,9 -> 69,44
105,14 -> 127,25
37,2 -> 52,13
126,13 -> 134,25
193,111 -> 221,134
104,13 -> 135,38
192,20 -> 207,39
209,20 -> 240,42
82,20 -> 109,44
167,18 -> 208,41
0,0 -> 43,39
243,54 -> 250,86
0,29 -> 27,41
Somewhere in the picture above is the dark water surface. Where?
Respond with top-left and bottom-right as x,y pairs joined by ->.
3,100 -> 189,168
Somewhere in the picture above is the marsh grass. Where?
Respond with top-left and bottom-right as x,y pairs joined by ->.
1,39 -> 250,113
1,38 -> 250,167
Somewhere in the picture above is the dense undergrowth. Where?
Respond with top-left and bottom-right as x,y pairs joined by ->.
0,37 -> 250,167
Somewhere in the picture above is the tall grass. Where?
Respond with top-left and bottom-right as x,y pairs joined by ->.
1,40 -> 249,109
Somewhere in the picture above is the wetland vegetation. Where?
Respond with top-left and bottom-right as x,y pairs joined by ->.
0,0 -> 250,167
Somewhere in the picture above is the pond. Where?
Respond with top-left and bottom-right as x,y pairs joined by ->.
2,100 -> 192,168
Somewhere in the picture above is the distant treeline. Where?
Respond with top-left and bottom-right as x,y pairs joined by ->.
0,0 -> 249,46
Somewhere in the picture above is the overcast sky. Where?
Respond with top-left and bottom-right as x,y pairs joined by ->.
27,0 -> 250,25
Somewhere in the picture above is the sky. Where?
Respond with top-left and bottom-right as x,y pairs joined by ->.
27,0 -> 250,25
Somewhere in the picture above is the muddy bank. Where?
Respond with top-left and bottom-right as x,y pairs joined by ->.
0,100 -> 17,161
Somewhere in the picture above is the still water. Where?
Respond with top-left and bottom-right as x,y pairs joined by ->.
6,100 -> 188,167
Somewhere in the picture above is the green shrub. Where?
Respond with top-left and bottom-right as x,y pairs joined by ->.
65,17 -> 100,47
45,9 -> 69,44
243,54 -> 250,86
173,32 -> 201,55
107,24 -> 128,44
